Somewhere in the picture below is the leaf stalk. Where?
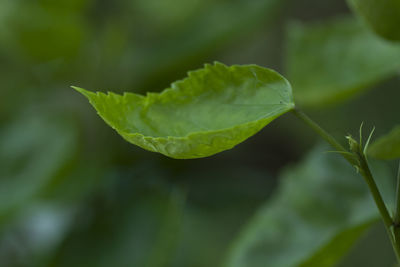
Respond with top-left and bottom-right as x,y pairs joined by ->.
292,108 -> 400,263
394,161 -> 400,225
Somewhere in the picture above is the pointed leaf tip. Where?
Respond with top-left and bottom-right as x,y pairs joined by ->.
71,86 -> 95,98
75,63 -> 294,159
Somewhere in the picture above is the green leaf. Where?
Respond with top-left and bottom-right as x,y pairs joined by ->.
171,166 -> 275,267
130,0 -> 285,91
1,1 -> 86,62
347,0 -> 400,41
50,173 -> 185,267
0,113 -> 77,220
368,125 -> 400,160
224,145 -> 391,267
73,62 -> 294,159
286,16 -> 400,108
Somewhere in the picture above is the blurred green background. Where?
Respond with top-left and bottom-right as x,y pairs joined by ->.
1,0 -> 399,266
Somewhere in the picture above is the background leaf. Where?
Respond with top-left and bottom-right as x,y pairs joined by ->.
286,16 -> 400,108
368,125 -> 400,160
47,170 -> 185,267
74,62 -> 295,159
170,166 -> 276,267
129,0 -> 285,92
0,112 -> 77,222
347,0 -> 400,41
224,144 -> 392,267
2,0 -> 400,266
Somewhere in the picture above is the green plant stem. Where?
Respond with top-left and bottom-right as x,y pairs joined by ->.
292,108 -> 391,225
393,161 -> 400,264
292,108 -> 400,263
395,161 -> 400,225
359,155 -> 400,263
291,109 -> 355,165
358,154 -> 393,227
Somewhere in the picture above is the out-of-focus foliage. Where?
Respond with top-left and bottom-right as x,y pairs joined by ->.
286,16 -> 400,108
74,63 -> 294,159
0,112 -> 77,220
48,173 -> 185,267
1,0 -> 400,266
224,145 -> 392,267
44,165 -> 277,267
369,125 -> 400,160
347,0 -> 400,41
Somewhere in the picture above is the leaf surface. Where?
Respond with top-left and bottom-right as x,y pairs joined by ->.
224,145 -> 391,267
348,0 -> 400,41
368,125 -> 400,159
286,16 -> 400,108
74,62 -> 294,159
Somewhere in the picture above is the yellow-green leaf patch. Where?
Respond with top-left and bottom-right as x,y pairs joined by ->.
73,62 -> 294,159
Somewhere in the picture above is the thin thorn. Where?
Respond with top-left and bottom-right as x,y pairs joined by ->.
364,126 -> 376,155
354,165 -> 360,173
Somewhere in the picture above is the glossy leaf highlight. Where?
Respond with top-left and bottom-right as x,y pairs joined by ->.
368,125 -> 400,160
286,16 -> 400,108
73,62 -> 294,159
348,0 -> 400,41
